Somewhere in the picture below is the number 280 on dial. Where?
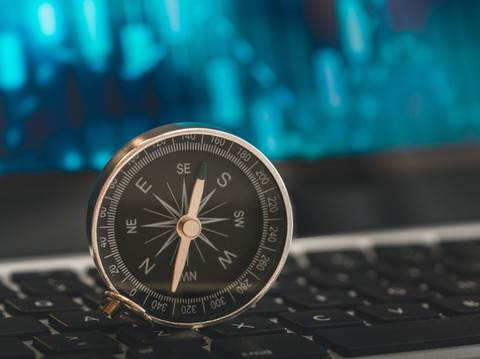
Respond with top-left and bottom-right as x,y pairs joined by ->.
87,124 -> 293,328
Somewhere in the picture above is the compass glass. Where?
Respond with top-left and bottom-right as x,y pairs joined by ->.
89,126 -> 292,327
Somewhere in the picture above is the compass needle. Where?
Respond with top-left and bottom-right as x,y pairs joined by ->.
88,125 -> 292,328
171,162 -> 207,293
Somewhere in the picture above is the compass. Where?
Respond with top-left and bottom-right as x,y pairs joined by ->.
87,124 -> 293,328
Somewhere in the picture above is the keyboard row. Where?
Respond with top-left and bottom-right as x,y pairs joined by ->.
4,310 -> 480,357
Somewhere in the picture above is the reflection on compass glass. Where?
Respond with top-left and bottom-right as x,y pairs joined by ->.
89,125 -> 292,327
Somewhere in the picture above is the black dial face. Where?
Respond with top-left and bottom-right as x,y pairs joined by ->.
90,127 -> 291,327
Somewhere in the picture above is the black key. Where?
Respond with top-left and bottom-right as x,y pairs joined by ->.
0,316 -> 49,339
375,245 -> 437,265
441,240 -> 480,259
20,278 -> 91,296
279,257 -> 304,276
308,269 -> 377,289
314,314 -> 480,356
44,352 -> 117,359
308,250 -> 370,272
355,302 -> 440,323
127,342 -> 216,359
49,310 -> 128,332
430,295 -> 480,315
5,296 -> 82,317
443,256 -> 480,276
211,333 -> 329,359
283,290 -> 363,309
12,270 -> 77,284
117,326 -> 206,346
427,276 -> 480,296
0,282 -> 17,300
242,296 -> 288,317
278,309 -> 364,335
357,283 -> 434,302
201,316 -> 285,338
377,263 -> 445,283
33,330 -> 122,355
0,338 -> 35,359
266,276 -> 310,296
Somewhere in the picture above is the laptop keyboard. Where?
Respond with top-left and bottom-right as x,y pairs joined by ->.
3,240 -> 480,358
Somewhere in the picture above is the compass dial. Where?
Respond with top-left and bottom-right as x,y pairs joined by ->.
87,124 -> 292,327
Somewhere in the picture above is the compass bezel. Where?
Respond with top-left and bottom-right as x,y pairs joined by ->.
87,124 -> 293,328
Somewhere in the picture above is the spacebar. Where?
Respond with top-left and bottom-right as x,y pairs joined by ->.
313,314 -> 480,357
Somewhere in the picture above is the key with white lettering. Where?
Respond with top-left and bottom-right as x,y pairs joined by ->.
200,316 -> 286,338
33,330 -> 122,355
211,333 -> 329,359
127,342 -> 216,359
49,310 -> 129,332
4,296 -> 82,317
355,302 -> 440,324
357,283 -> 434,302
430,295 -> 480,315
278,309 -> 364,335
117,326 -> 206,346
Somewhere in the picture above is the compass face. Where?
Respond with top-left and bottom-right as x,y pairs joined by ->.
88,125 -> 292,327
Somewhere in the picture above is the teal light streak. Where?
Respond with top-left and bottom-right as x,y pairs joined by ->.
205,57 -> 244,128
38,2 -> 56,36
74,0 -> 112,71
0,32 -> 26,91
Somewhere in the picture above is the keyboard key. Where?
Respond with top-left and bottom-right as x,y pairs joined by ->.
49,310 -> 128,332
375,245 -> 438,265
283,290 -> 363,309
307,250 -> 371,272
20,278 -> 92,296
127,342 -> 216,359
355,302 -> 440,323
357,283 -> 434,302
33,330 -> 122,355
427,276 -> 480,296
211,333 -> 329,359
314,313 -> 480,356
201,316 -> 285,338
441,240 -> 480,259
242,297 -> 288,317
43,352 -> 117,359
5,296 -> 82,317
377,263 -> 445,283
308,269 -> 377,289
11,270 -> 77,284
266,276 -> 310,296
0,316 -> 49,339
443,257 -> 480,276
117,326 -> 206,346
278,309 -> 364,335
0,338 -> 35,359
430,295 -> 480,315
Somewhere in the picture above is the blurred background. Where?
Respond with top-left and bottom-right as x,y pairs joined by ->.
1,0 -> 480,258
1,0 -> 480,174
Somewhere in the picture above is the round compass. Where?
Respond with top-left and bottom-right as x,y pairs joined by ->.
87,124 -> 293,328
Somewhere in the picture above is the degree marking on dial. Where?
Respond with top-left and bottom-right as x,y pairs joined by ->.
247,269 -> 260,280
